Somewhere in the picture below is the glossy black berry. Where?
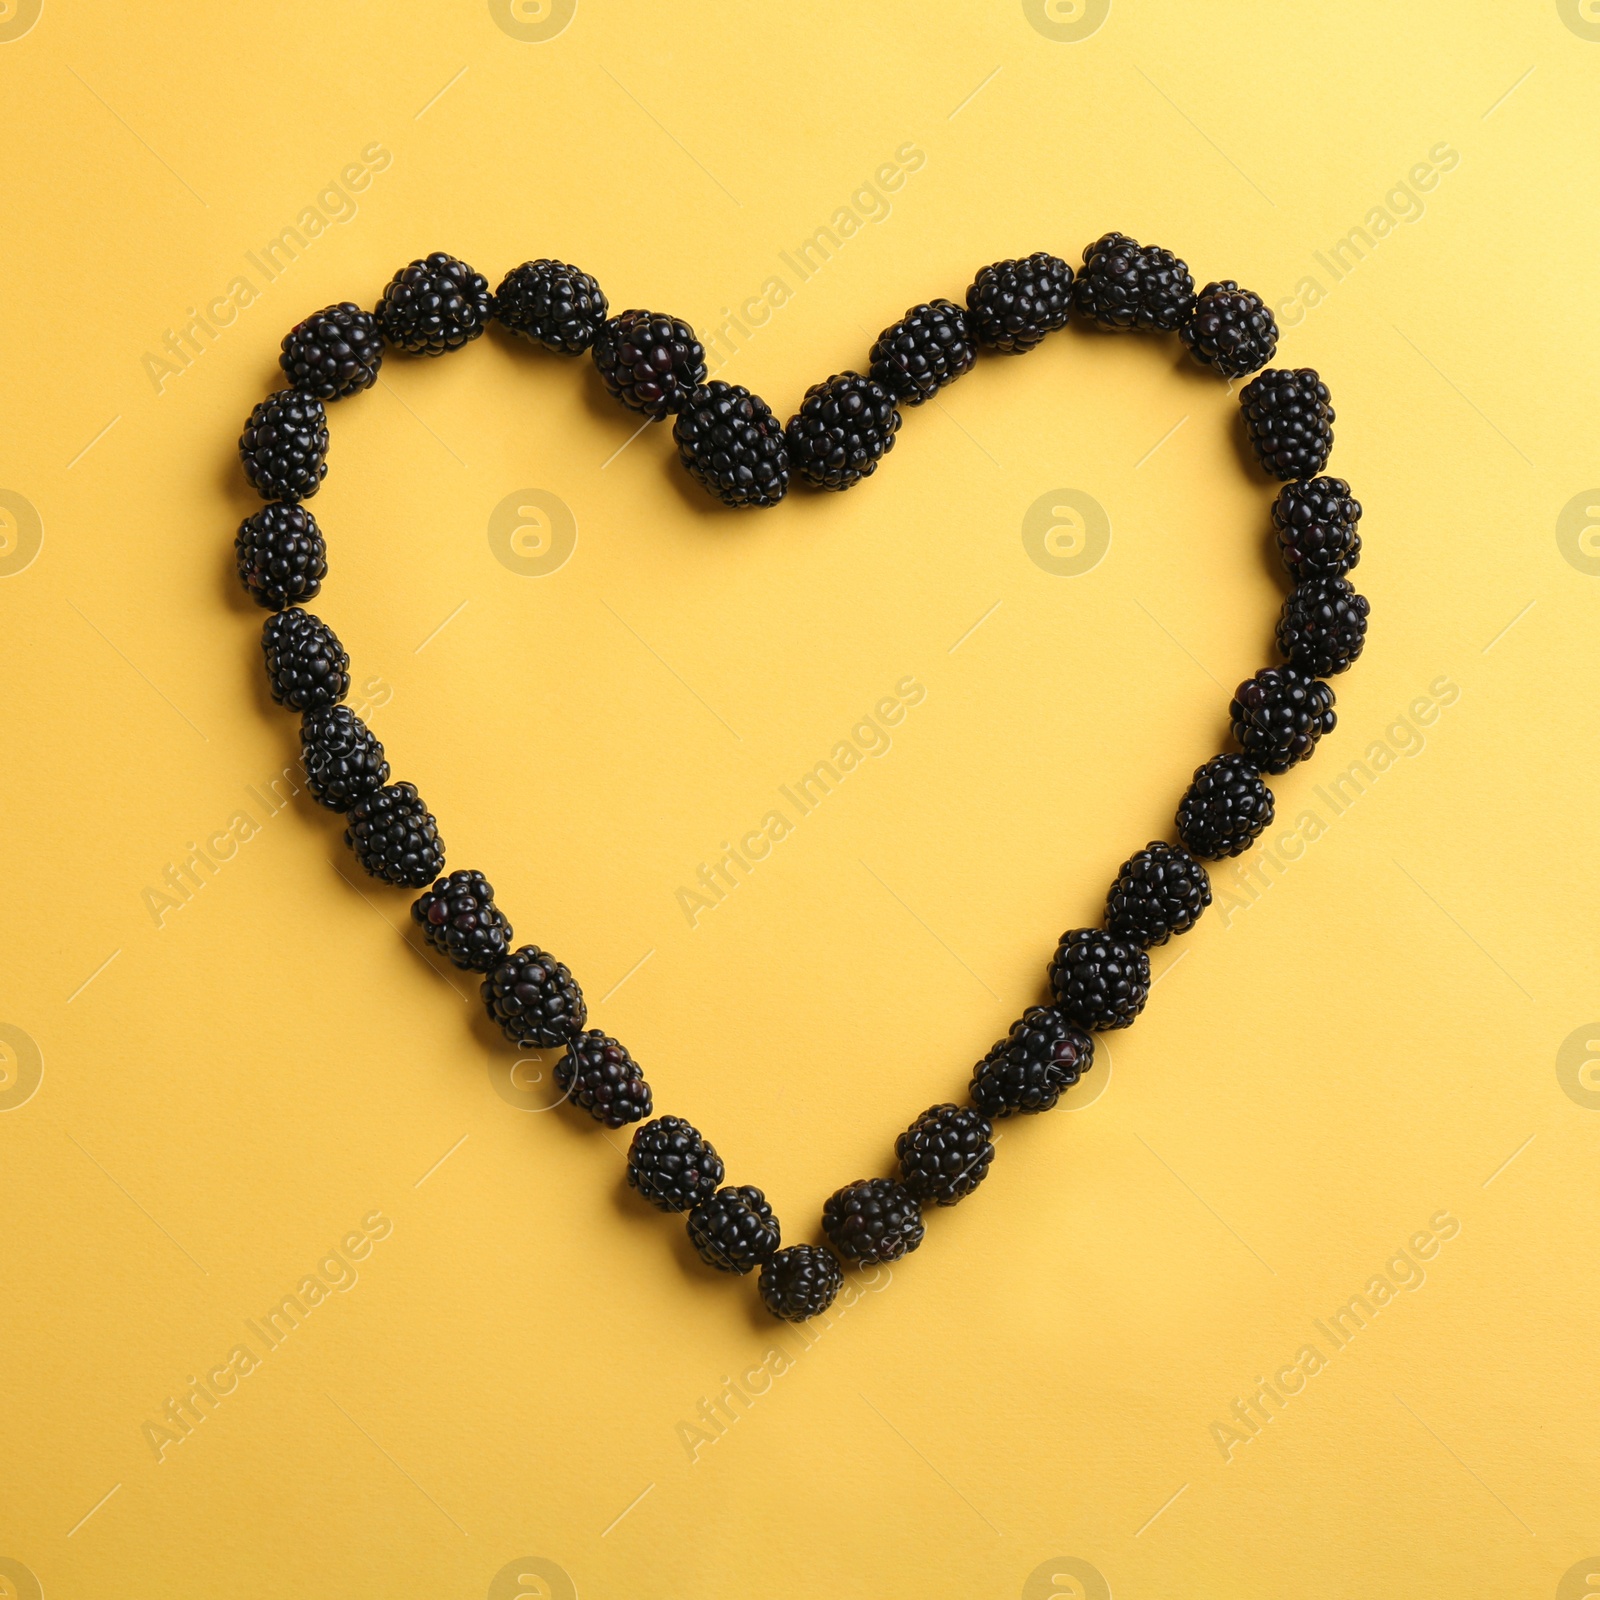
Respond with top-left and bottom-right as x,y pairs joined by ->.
672,382 -> 790,508
869,300 -> 976,404
822,1178 -> 924,1264
591,309 -> 706,418
626,1116 -> 725,1213
1230,666 -> 1337,774
687,1184 -> 779,1273
1072,232 -> 1195,332
375,253 -> 493,355
1240,368 -> 1333,480
493,259 -> 608,354
239,390 -> 328,502
759,1244 -> 843,1321
300,705 -> 388,811
344,782 -> 445,888
411,870 -> 513,972
482,945 -> 586,1049
969,1007 -> 1095,1117
1049,929 -> 1151,1031
235,503 -> 326,610
261,607 -> 348,712
1181,280 -> 1278,379
554,1029 -> 652,1128
1176,754 -> 1275,860
280,303 -> 382,399
1106,842 -> 1211,947
1273,477 -> 1362,583
896,1104 -> 994,1206
965,253 -> 1074,353
1277,577 -> 1369,677
784,372 -> 901,491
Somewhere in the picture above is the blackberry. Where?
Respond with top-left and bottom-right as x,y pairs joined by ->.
374,253 -> 492,356
1240,368 -> 1333,480
784,372 -> 900,491
482,944 -> 587,1049
239,390 -> 328,502
300,705 -> 388,811
261,607 -> 348,712
687,1185 -> 779,1273
1277,577 -> 1369,677
591,309 -> 706,418
1072,232 -> 1195,332
1230,666 -> 1336,774
493,259 -> 608,354
1180,280 -> 1278,379
1273,477 -> 1362,583
554,1029 -> 652,1127
759,1244 -> 843,1321
1106,841 -> 1211,947
235,503 -> 326,610
822,1177 -> 924,1264
1049,929 -> 1151,1031
969,1006 -> 1095,1117
868,300 -> 976,404
965,252 -> 1074,353
410,870 -> 513,972
626,1116 -> 725,1212
279,303 -> 382,400
896,1104 -> 994,1206
344,782 -> 445,888
672,382 -> 790,508
1176,754 -> 1275,860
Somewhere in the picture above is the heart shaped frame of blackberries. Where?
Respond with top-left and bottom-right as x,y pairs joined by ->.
235,238 -> 1368,1323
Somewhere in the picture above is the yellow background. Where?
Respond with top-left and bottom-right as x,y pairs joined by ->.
3,2 -> 1598,1594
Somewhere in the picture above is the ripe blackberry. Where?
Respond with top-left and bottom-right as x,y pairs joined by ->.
896,1104 -> 994,1206
493,259 -> 608,354
965,252 -> 1074,352
784,372 -> 900,491
1072,232 -> 1195,332
591,309 -> 706,418
261,607 -> 348,711
1106,841 -> 1211,947
410,870 -> 513,972
672,382 -> 790,507
239,390 -> 328,501
1273,477 -> 1362,583
687,1185 -> 779,1273
969,1006 -> 1095,1117
554,1030 -> 653,1127
1180,280 -> 1278,379
1176,754 -> 1275,860
1277,577 -> 1369,677
375,253 -> 492,356
482,944 -> 587,1049
759,1244 -> 843,1321
626,1116 -> 725,1212
1230,666 -> 1336,774
822,1178 -> 924,1264
279,303 -> 382,400
344,782 -> 445,888
1049,929 -> 1151,1031
235,503 -> 326,610
1240,368 -> 1333,480
300,705 -> 388,811
868,300 -> 976,404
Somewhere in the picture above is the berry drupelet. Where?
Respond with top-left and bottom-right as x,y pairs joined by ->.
235,503 -> 326,611
869,300 -> 976,404
759,1244 -> 843,1321
822,1178 -> 925,1264
1273,477 -> 1362,583
626,1116 -> 725,1212
1176,754 -> 1275,860
1277,577 -> 1370,677
482,945 -> 587,1049
687,1185 -> 780,1273
280,303 -> 383,400
301,705 -> 388,811
1049,929 -> 1151,1030
1072,232 -> 1195,332
261,607 -> 348,712
672,382 -> 790,507
493,259 -> 608,354
1105,841 -> 1212,947
1230,666 -> 1336,774
554,1030 -> 652,1127
965,253 -> 1074,353
969,1007 -> 1095,1117
1181,281 -> 1278,379
783,372 -> 901,491
411,870 -> 513,972
896,1104 -> 994,1206
591,309 -> 706,418
1240,368 -> 1333,480
344,782 -> 445,888
239,390 -> 328,502
375,253 -> 493,355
